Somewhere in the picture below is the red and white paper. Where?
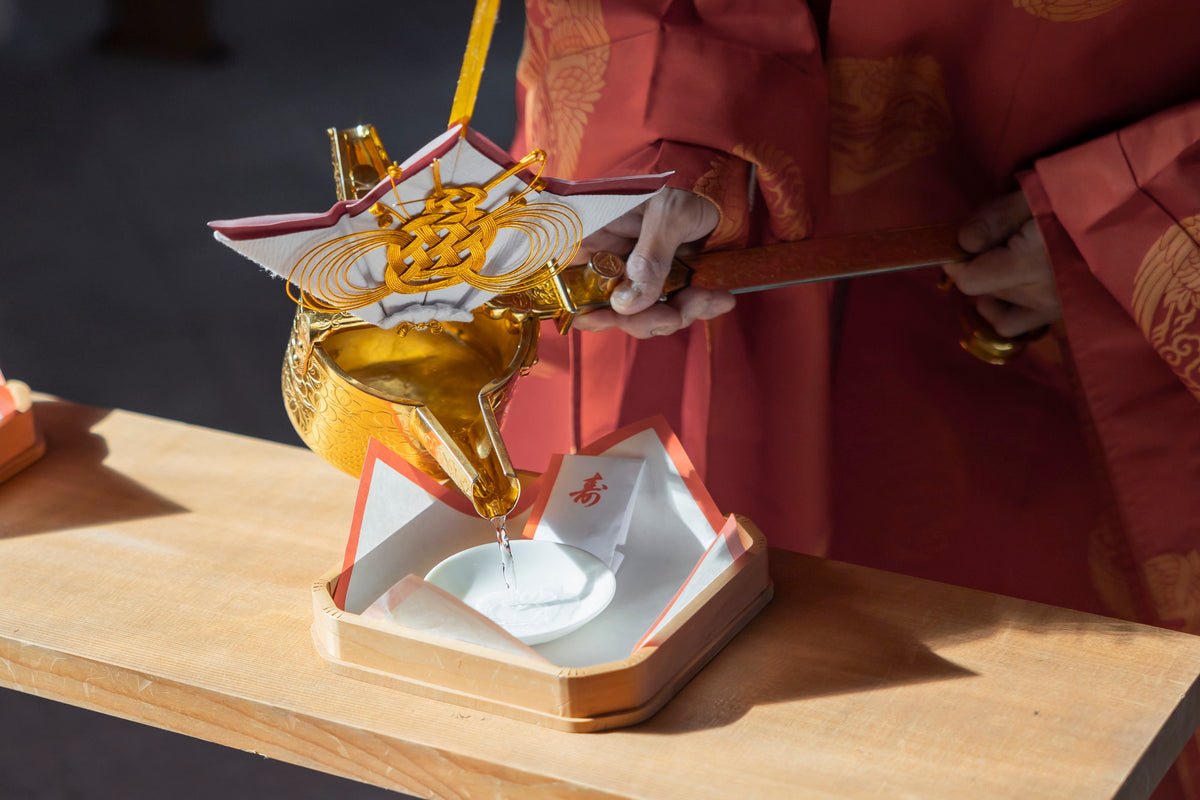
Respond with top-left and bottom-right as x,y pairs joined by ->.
523,454 -> 643,571
337,418 -> 748,668
209,125 -> 668,326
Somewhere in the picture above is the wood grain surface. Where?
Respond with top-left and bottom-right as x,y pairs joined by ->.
685,221 -> 967,293
1,399 -> 1198,799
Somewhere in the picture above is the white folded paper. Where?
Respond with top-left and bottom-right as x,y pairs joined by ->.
361,574 -> 546,662
526,421 -> 737,667
209,125 -> 668,326
339,419 -> 747,668
525,454 -> 644,571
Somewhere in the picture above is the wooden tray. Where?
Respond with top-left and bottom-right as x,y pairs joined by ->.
311,515 -> 771,732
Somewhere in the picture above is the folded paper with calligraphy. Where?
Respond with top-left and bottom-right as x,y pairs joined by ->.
526,454 -> 644,572
527,420 -> 744,665
209,125 -> 668,326
337,418 -> 746,668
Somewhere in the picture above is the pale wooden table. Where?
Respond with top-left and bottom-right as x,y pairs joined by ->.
1,399 -> 1198,799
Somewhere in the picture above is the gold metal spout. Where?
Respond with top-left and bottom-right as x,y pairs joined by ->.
281,125 -> 538,518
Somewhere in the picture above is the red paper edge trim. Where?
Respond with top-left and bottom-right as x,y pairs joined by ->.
334,436 -> 537,609
581,415 -> 726,533
463,129 -> 671,197
209,127 -> 669,241
333,438 -> 384,609
519,415 -> 736,652
634,514 -> 741,650
520,452 -> 565,540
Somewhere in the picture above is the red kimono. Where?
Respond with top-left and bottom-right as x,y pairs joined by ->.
505,2 -> 1200,793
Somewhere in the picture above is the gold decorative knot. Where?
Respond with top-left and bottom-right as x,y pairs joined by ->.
288,149 -> 580,313
381,185 -> 499,294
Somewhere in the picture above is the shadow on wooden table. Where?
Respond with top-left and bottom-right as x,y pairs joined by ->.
635,555 -> 982,734
0,400 -> 186,537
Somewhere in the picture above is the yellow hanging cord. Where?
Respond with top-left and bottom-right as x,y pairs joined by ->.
448,0 -> 501,132
284,2 -> 590,313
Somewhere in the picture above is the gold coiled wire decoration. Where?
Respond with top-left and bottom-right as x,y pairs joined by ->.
287,149 -> 580,313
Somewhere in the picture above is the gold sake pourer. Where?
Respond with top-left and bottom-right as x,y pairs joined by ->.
282,125 -> 536,519
283,123 -> 1035,522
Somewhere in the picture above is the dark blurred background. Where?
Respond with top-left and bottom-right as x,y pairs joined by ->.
0,0 -> 525,796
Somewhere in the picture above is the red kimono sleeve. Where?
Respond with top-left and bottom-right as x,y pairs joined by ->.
513,0 -> 827,248
504,1 -> 835,553
1018,100 -> 1200,631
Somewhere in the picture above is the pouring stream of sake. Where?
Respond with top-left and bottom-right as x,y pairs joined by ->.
491,515 -> 516,591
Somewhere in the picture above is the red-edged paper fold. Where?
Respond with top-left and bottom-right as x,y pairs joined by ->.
209,125 -> 669,328
334,418 -> 750,667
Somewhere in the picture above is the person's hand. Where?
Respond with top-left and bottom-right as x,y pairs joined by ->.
943,191 -> 1060,337
572,188 -> 735,338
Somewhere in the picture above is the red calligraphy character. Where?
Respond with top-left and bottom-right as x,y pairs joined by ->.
568,472 -> 607,507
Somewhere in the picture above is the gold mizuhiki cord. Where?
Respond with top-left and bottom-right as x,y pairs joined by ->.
286,0 -> 581,315
286,149 -> 581,313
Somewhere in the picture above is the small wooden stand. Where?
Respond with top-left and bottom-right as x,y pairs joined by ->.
311,517 -> 772,731
0,396 -> 44,484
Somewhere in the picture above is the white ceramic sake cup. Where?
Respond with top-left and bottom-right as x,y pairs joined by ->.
425,540 -> 616,645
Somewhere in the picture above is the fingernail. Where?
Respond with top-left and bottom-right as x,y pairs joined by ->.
612,283 -> 646,307
649,327 -> 670,337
